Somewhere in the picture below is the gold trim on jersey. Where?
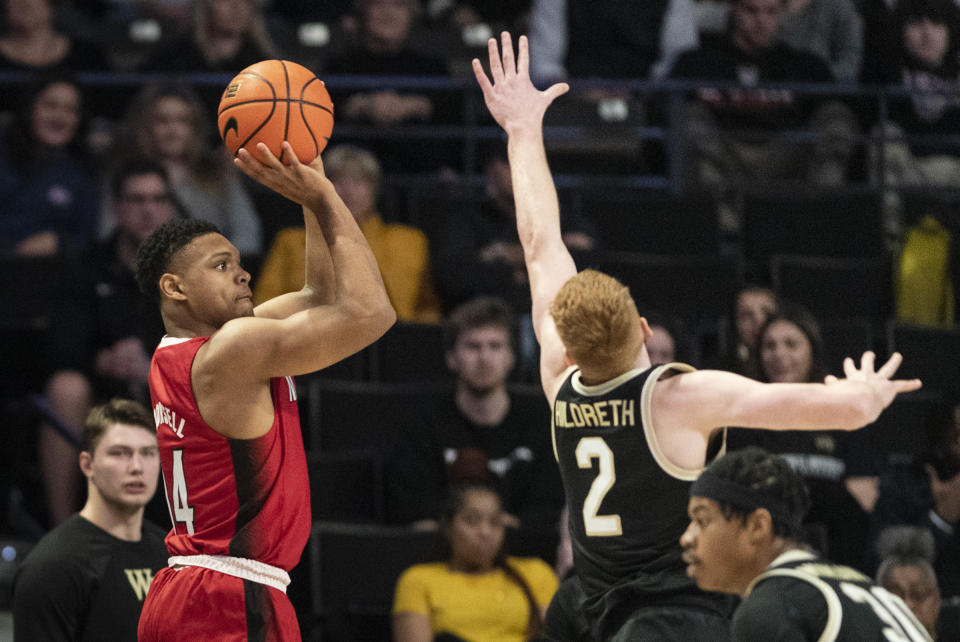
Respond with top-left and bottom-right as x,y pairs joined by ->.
640,363 -> 714,481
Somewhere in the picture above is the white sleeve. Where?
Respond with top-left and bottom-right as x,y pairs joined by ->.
528,0 -> 569,83
653,0 -> 699,79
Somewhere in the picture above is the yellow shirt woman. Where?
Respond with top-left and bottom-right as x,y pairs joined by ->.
253,215 -> 441,323
392,557 -> 558,642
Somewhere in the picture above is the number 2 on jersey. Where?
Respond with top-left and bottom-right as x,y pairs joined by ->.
576,437 -> 622,536
171,449 -> 195,535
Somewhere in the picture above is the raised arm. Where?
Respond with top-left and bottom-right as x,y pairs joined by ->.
473,33 -> 574,395
656,351 -> 922,438
206,143 -> 395,380
252,162 -> 337,320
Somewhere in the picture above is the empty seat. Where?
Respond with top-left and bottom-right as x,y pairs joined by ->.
887,322 -> 960,396
369,321 -> 450,383
771,254 -> 894,321
818,317 -> 877,376
306,449 -> 384,523
573,189 -> 721,254
306,521 -> 441,640
845,391 -> 942,473
297,378 -> 448,452
741,189 -> 886,275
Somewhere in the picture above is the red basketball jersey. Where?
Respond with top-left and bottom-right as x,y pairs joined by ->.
148,336 -> 310,571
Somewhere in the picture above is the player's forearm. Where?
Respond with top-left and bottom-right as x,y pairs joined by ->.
302,202 -> 336,302
507,128 -> 564,261
310,188 -> 395,324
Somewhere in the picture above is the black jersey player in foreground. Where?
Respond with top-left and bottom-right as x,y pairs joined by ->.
682,447 -> 932,641
472,32 -> 923,641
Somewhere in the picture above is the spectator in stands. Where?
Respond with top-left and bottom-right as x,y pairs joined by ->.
426,0 -> 530,39
0,0 -> 110,72
727,303 -> 874,570
322,0 -> 456,172
12,398 -> 169,642
392,481 -> 558,642
430,144 -> 596,315
115,83 -> 262,257
528,0 -> 699,82
138,0 -> 279,73
876,525 -> 960,639
705,284 -> 778,376
644,312 -> 691,366
0,74 -> 99,256
254,144 -> 441,323
669,0 -> 859,188
874,398 -> 960,598
779,0 -> 864,83
386,297 -> 564,560
37,158 -> 176,527
866,0 -> 960,199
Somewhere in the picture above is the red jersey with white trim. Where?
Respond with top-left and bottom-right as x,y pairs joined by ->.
148,336 -> 310,571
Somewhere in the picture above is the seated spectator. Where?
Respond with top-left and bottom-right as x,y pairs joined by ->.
138,0 -> 279,73
426,0 -> 530,39
322,0 -> 457,172
528,0 -> 699,82
38,158 -> 176,527
874,398 -> 960,598
430,144 -> 596,314
386,297 -> 564,559
0,73 -> 99,256
114,83 -> 262,258
12,399 -> 169,641
392,482 -> 558,642
0,0 -> 110,73
669,0 -> 859,188
867,0 -> 960,203
727,303 -> 873,570
645,311 -> 696,366
779,0 -> 864,83
254,144 -> 441,323
876,525 -> 960,640
704,284 -> 778,376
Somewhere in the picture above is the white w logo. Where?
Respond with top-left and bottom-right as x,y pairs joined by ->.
124,568 -> 155,601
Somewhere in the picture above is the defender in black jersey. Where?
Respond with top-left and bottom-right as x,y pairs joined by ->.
682,447 -> 931,641
473,32 -> 922,641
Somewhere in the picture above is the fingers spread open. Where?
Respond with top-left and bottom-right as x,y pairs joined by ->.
500,32 -> 515,77
843,356 -> 857,378
487,37 -> 504,83
877,351 -> 903,379
894,378 -> 923,393
472,57 -> 493,95
860,350 -> 876,374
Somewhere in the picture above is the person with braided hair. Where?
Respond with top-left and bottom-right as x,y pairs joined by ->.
392,482 -> 557,642
681,447 -> 932,640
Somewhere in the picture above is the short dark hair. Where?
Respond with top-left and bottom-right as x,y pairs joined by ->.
701,447 -> 811,540
83,398 -> 155,454
136,218 -> 220,302
895,0 -> 955,26
442,296 -> 516,352
110,157 -> 171,199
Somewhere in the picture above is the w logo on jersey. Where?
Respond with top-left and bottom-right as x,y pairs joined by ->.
124,568 -> 155,601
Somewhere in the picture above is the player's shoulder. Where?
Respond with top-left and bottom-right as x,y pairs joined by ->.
735,574 -> 826,638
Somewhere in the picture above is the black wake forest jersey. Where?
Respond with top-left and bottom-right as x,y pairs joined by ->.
737,550 -> 932,641
552,364 -> 727,611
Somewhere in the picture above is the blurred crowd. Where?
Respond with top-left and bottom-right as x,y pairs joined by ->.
2,0 -> 960,639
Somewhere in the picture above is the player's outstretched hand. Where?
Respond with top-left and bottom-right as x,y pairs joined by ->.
824,351 -> 922,415
234,141 -> 331,207
472,32 -> 568,136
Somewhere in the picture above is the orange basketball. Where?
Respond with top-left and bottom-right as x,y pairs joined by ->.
217,59 -> 334,164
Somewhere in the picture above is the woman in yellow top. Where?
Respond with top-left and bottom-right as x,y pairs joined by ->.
253,144 -> 441,323
392,482 -> 558,642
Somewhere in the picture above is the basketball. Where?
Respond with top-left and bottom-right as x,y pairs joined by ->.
217,59 -> 334,164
